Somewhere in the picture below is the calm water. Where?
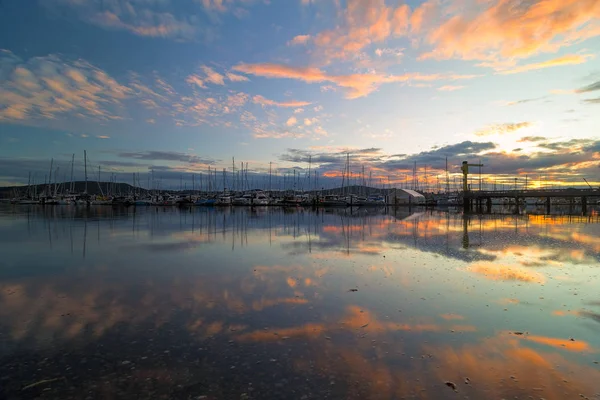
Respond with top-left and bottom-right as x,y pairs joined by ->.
1,205 -> 600,400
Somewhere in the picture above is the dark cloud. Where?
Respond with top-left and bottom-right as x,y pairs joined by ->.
118,151 -> 219,165
537,138 -> 596,151
576,80 -> 600,93
518,136 -> 546,143
506,97 -> 545,106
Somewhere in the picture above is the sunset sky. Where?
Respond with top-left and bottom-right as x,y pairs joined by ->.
0,0 -> 599,189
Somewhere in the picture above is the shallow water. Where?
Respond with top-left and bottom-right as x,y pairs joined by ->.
1,205 -> 599,399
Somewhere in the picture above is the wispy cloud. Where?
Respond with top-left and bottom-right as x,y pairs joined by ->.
43,0 -> 208,41
497,54 -> 592,75
438,85 -> 464,91
252,95 -> 312,108
419,0 -> 600,66
475,122 -> 532,137
301,0 -> 412,63
0,49 -> 129,122
505,97 -> 546,106
233,63 -> 477,99
288,34 -> 311,46
576,80 -> 600,93
201,65 -> 225,85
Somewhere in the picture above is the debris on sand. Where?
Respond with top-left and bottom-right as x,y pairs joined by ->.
22,378 -> 64,391
445,381 -> 457,391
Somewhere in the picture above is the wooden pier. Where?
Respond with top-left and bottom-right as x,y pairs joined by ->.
463,188 -> 600,213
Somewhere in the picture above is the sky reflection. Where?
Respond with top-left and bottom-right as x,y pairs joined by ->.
0,205 -> 599,399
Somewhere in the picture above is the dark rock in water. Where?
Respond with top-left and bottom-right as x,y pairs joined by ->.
445,381 -> 457,391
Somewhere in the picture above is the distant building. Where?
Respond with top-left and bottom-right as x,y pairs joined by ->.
387,188 -> 426,205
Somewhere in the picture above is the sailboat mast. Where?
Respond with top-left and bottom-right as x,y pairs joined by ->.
84,150 -> 88,194
48,158 -> 53,197
70,153 -> 74,193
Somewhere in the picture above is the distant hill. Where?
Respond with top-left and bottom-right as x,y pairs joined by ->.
0,182 -> 426,199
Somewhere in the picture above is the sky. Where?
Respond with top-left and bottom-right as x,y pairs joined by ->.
0,0 -> 599,190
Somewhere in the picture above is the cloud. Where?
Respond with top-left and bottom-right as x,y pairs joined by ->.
288,35 -> 311,46
286,116 -> 297,127
0,49 -> 130,122
518,136 -> 546,143
252,95 -> 312,108
233,63 -> 477,99
293,108 -> 304,114
506,97 -> 546,106
576,80 -> 600,93
475,122 -> 532,137
301,0 -> 413,63
43,0 -> 207,41
96,135 -> 110,139
410,0 -> 437,34
437,85 -> 464,91
583,97 -> 600,104
226,72 -> 249,82
118,151 -> 218,164
497,54 -> 592,75
419,0 -> 600,65
201,65 -> 225,85
186,75 -> 207,89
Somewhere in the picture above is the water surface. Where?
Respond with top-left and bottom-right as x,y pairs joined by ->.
1,205 -> 600,399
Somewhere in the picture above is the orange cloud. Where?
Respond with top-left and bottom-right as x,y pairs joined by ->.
420,0 -> 600,65
200,65 -> 225,85
474,122 -> 532,136
520,334 -> 593,353
466,262 -> 545,283
0,50 -> 130,122
233,63 -> 477,98
497,54 -> 592,75
288,34 -> 311,46
252,95 -> 312,108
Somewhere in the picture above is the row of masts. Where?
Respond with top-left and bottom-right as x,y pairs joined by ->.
18,151 -> 475,199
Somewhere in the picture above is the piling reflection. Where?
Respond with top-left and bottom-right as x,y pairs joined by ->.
0,205 -> 599,399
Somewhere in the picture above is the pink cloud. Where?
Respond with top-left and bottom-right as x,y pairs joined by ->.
306,0 -> 414,63
201,66 -> 225,85
419,0 -> 600,65
226,72 -> 249,82
288,35 -> 311,46
252,94 -> 312,107
438,85 -> 464,91
234,62 -> 477,99
286,116 -> 297,126
0,50 -> 130,122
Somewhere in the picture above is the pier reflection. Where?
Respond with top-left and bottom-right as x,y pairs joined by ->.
0,205 -> 599,399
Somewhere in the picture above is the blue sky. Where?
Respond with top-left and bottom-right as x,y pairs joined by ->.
0,0 -> 599,189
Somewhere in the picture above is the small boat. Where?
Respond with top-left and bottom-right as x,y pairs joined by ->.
253,191 -> 270,206
232,193 -> 253,206
216,195 -> 232,206
280,194 -> 304,206
320,195 -> 348,207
